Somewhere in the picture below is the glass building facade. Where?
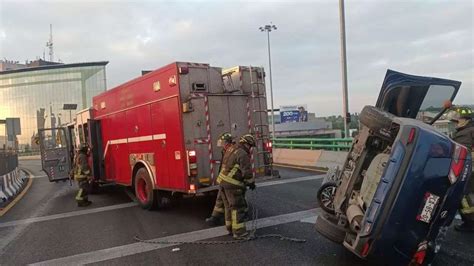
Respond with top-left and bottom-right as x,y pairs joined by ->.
0,62 -> 108,150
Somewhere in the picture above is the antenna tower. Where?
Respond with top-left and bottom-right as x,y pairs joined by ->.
46,24 -> 54,62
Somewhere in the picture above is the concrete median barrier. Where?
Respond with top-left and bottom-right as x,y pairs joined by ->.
273,148 -> 322,168
273,148 -> 347,170
0,168 -> 28,208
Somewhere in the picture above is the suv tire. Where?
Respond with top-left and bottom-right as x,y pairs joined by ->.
315,214 -> 346,243
359,105 -> 394,131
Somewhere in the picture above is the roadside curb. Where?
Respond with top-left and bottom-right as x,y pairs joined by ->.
0,168 -> 31,214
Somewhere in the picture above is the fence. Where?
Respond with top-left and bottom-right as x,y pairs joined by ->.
273,138 -> 353,151
0,151 -> 18,176
18,151 -> 41,157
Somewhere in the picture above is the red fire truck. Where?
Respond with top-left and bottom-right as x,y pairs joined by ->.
39,62 -> 273,209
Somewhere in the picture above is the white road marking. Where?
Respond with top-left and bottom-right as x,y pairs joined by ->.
1,175 -> 323,229
300,215 -> 318,224
258,174 -> 325,187
30,208 -> 320,266
0,179 -> 74,256
0,202 -> 138,228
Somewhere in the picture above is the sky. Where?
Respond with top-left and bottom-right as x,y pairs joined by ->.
0,0 -> 472,116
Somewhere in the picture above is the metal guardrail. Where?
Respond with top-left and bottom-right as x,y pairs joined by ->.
273,138 -> 353,151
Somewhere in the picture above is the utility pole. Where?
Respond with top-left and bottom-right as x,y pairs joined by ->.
259,23 -> 277,140
339,0 -> 350,138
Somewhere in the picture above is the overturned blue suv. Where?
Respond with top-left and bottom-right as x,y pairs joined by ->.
315,70 -> 472,265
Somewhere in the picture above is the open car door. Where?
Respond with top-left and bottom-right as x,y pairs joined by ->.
39,127 -> 72,182
376,69 -> 461,123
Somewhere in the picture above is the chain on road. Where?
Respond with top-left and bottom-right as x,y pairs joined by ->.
134,188 -> 307,245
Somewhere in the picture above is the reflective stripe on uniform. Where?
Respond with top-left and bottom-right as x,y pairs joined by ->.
461,197 -> 474,214
75,189 -> 84,201
225,220 -> 231,227
232,210 -> 245,230
218,164 -> 244,187
74,175 -> 87,181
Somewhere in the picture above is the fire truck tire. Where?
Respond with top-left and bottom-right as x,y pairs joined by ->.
134,167 -> 158,210
315,214 -> 346,243
359,105 -> 394,131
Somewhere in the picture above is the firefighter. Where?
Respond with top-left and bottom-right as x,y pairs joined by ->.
73,144 -> 92,207
448,106 -> 474,232
205,132 -> 235,226
218,134 -> 256,239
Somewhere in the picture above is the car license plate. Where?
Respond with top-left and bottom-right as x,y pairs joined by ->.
417,192 -> 440,223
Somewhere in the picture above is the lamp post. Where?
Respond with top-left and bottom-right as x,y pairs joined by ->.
339,0 -> 350,138
259,23 -> 277,140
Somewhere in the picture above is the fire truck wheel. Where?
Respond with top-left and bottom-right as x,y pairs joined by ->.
134,167 -> 157,210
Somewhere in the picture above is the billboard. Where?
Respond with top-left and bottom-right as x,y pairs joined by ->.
280,105 -> 308,123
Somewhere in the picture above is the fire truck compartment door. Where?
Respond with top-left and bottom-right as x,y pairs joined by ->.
228,96 -> 251,139
39,128 -> 72,182
88,119 -> 105,181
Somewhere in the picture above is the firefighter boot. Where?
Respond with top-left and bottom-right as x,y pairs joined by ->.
456,195 -> 474,232
77,200 -> 92,207
233,231 -> 250,240
455,222 -> 474,232
205,216 -> 224,227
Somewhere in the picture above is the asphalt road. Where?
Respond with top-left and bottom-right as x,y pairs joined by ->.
0,159 -> 472,265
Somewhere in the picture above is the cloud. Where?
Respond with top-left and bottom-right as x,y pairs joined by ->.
0,0 -> 472,116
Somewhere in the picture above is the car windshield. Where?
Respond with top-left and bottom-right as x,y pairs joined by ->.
416,85 -> 455,123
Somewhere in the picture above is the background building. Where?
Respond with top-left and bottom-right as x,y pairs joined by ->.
268,106 -> 343,138
0,61 -> 108,151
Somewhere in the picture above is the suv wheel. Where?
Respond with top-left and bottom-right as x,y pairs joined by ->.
315,214 -> 346,243
359,105 -> 394,132
317,182 -> 337,214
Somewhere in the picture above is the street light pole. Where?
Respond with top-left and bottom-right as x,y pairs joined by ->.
259,23 -> 277,140
339,0 -> 350,138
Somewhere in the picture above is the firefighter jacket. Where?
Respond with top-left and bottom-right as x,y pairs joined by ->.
74,152 -> 91,181
217,144 -> 254,189
453,121 -> 474,153
218,143 -> 233,174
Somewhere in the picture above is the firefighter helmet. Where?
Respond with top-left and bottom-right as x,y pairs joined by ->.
219,132 -> 233,143
239,134 -> 256,147
217,132 -> 233,147
447,106 -> 473,122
